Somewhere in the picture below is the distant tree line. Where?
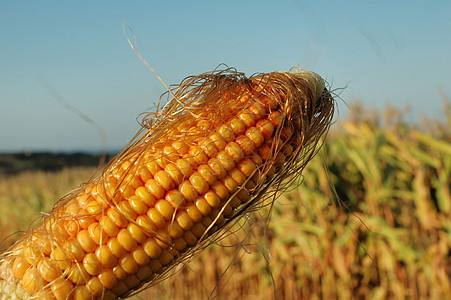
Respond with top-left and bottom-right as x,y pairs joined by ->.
0,152 -> 116,175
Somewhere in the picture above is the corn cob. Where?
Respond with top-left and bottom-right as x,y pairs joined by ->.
0,67 -> 334,299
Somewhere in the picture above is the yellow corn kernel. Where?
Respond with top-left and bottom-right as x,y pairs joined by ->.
154,232 -> 171,249
147,208 -> 166,229
135,186 -> 156,207
121,184 -> 138,202
188,146 -> 208,165
236,189 -> 250,203
216,151 -> 235,171
131,246 -> 150,266
229,168 -> 247,186
77,229 -> 97,254
222,174 -> 238,194
258,93 -> 278,109
142,238 -> 162,259
138,166 -> 152,184
225,142 -> 245,163
67,263 -> 89,285
217,124 -> 235,143
167,221 -> 184,239
189,172 -> 209,194
163,145 -> 179,160
107,237 -> 127,259
186,204 -> 203,223
99,215 -> 119,237
64,219 -> 80,237
144,160 -> 161,176
78,212 -> 96,229
201,216 -> 213,231
175,158 -> 193,178
256,119 -> 275,139
245,127 -> 265,148
171,140 -> 189,155
164,163 -> 184,186
51,277 -> 74,300
128,223 -> 147,244
228,196 -> 242,209
178,180 -> 198,202
268,110 -> 283,126
165,190 -> 185,208
127,174 -> 144,190
208,132 -> 227,151
37,259 -> 60,283
83,252 -> 101,276
86,276 -> 104,297
12,256 -> 31,280
88,222 -> 108,246
257,144 -> 271,160
73,285 -> 91,300
136,214 -> 157,235
95,245 -> 117,268
154,170 -> 175,191
145,179 -> 166,200
248,102 -> 266,119
238,109 -> 256,127
210,209 -> 225,225
176,211 -> 194,231
128,196 -> 148,215
112,265 -> 128,281
120,253 -> 139,275
64,237 -> 85,262
50,247 -> 70,271
206,158 -> 227,180
200,140 -> 218,158
103,290 -> 118,300
203,190 -> 221,208
197,165 -> 217,186
237,158 -> 257,177
117,228 -> 137,252
107,207 -> 128,228
155,199 -> 175,221
22,267 -> 44,295
173,238 -> 187,252
228,117 -> 246,135
117,200 -> 138,221
23,245 -> 43,265
245,177 -> 257,191
235,135 -> 256,156
195,197 -> 212,217
211,181 -> 229,200
148,260 -> 163,273
98,268 -> 118,290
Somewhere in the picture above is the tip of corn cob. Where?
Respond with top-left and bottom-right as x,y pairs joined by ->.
290,69 -> 326,99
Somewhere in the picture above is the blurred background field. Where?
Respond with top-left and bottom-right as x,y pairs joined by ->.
0,103 -> 450,300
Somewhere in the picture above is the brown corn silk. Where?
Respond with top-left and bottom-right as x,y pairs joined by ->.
0,67 -> 334,299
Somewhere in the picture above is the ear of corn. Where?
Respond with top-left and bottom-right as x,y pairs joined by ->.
0,67 -> 334,299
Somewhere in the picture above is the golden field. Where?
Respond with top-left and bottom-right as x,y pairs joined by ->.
1,103 -> 450,300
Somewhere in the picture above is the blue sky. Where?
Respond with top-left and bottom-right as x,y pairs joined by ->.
1,1 -> 450,152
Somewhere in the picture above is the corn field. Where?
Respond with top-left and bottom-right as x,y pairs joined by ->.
1,104 -> 450,300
